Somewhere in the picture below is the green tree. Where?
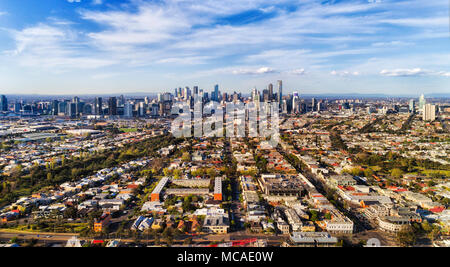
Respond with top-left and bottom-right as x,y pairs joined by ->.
397,226 -> 416,247
391,168 -> 404,179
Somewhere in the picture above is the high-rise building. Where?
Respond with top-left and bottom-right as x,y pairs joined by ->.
213,84 -> 219,102
419,94 -> 426,112
409,99 -> 416,113
292,92 -> 300,114
0,95 -> 8,111
58,101 -> 67,115
124,102 -> 134,118
138,102 -> 146,117
94,97 -> 103,115
51,100 -> 59,115
108,97 -> 117,116
263,89 -> 270,102
311,98 -> 316,112
268,83 -> 273,100
423,104 -> 436,121
193,86 -> 199,96
118,95 -> 125,106
67,102 -> 77,118
277,80 -> 282,109
14,102 -> 21,113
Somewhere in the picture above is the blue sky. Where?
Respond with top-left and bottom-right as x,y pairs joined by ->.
0,0 -> 449,95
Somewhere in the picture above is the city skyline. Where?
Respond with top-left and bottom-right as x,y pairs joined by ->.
0,0 -> 449,95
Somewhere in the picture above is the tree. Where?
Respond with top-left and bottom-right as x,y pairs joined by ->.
181,152 -> 191,162
364,168 -> 374,178
173,169 -> 182,179
163,168 -> 171,177
397,226 -> 416,247
428,227 -> 440,242
310,210 -> 319,221
391,168 -> 404,179
64,207 -> 78,219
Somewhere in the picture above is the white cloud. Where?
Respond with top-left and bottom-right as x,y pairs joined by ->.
232,67 -> 276,75
287,68 -> 306,75
8,23 -> 116,70
331,70 -> 360,76
371,41 -> 414,47
3,0 -> 450,88
380,68 -> 450,77
380,68 -> 428,77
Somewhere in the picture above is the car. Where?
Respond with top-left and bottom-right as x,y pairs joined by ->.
46,235 -> 52,238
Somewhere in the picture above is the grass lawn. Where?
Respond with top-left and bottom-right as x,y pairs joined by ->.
120,128 -> 138,133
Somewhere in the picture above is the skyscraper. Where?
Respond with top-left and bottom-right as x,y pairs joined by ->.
72,96 -> 81,116
409,99 -> 416,113
423,104 -> 436,121
277,80 -> 283,110
124,101 -> 134,118
0,95 -> 8,111
52,100 -> 59,115
108,97 -> 117,116
419,94 -> 426,112
95,97 -> 103,115
268,83 -> 273,100
213,84 -> 219,102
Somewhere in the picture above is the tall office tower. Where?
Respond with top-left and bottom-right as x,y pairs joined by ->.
58,101 -> 67,115
163,92 -> 172,102
108,97 -> 117,116
193,86 -> 199,96
318,100 -> 324,112
0,95 -> 8,111
213,84 -> 219,102
157,93 -> 163,102
14,102 -> 21,113
263,89 -> 270,102
184,87 -> 191,100
311,98 -> 316,112
94,97 -> 103,115
268,83 -> 273,100
232,92 -> 239,102
254,90 -> 261,104
82,104 -> 92,115
222,93 -> 227,102
277,80 -> 282,109
72,96 -> 81,116
409,99 -> 416,113
51,100 -> 59,115
423,104 -> 436,121
292,92 -> 299,113
419,94 -> 426,111
282,99 -> 289,114
117,95 -> 125,107
124,102 -> 134,118
138,102 -> 146,117
251,87 -> 258,100
68,103 -> 77,118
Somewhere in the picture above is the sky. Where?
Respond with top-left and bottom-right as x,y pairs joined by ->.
0,0 -> 449,96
